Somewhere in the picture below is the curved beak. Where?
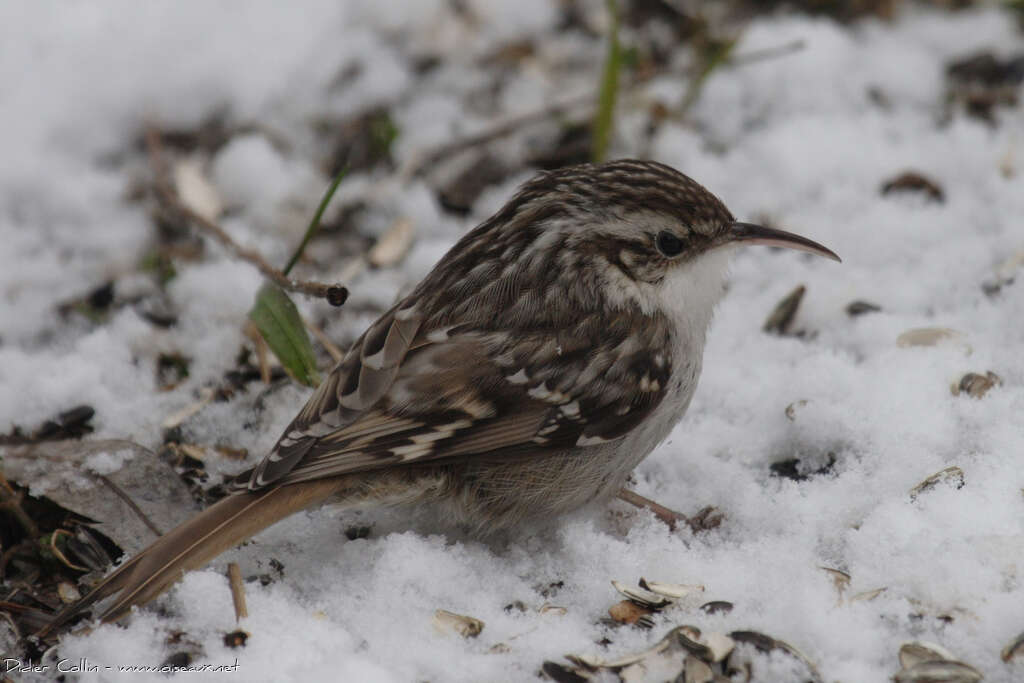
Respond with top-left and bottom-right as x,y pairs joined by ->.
729,222 -> 841,262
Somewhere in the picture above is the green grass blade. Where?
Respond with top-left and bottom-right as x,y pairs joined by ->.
591,0 -> 621,163
249,281 -> 320,387
282,167 -> 347,277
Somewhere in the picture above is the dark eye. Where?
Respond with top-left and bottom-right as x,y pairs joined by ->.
656,230 -> 684,257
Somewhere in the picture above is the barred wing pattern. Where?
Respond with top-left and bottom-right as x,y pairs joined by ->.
236,300 -> 673,491
233,164 -> 699,492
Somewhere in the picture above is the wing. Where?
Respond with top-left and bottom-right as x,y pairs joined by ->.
234,296 -> 674,492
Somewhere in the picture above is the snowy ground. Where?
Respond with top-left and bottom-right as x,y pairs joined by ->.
2,2 -> 1023,681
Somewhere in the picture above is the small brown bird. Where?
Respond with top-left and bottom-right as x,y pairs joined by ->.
40,159 -> 838,636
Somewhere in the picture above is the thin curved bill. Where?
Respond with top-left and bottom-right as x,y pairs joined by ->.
730,222 -> 841,262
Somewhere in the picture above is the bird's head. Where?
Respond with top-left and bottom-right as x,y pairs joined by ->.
417,159 -> 839,331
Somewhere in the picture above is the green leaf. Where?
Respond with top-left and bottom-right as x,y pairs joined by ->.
250,168 -> 347,387
248,281 -> 320,387
591,0 -> 622,163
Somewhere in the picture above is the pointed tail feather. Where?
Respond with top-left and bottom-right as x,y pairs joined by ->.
38,477 -> 347,638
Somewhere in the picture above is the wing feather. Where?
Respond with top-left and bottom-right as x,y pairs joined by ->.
236,296 -> 674,492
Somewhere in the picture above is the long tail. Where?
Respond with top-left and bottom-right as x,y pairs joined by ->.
38,477 -> 347,638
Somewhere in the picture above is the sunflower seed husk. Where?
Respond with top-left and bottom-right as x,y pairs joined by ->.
619,646 -> 687,682
609,600 -> 653,626
729,630 -> 775,652
699,601 -> 733,615
951,371 -> 1002,398
173,157 -> 223,223
57,581 -> 82,603
612,580 -> 672,609
909,466 -> 965,500
846,300 -> 882,316
565,653 -> 604,670
899,640 -> 959,669
763,284 -> 806,336
368,217 -> 414,268
849,587 -> 887,603
603,625 -> 695,669
638,578 -> 705,600
880,171 -> 945,202
679,625 -> 702,641
683,655 -> 714,683
504,600 -> 526,613
558,626 -> 808,682
674,627 -> 713,662
897,328 -> 969,352
541,660 -> 595,682
785,399 -> 809,421
820,566 -> 851,599
1001,630 -> 1024,662
432,609 -> 483,638
728,631 -> 824,683
703,632 -> 735,663
636,615 -> 656,629
618,663 -> 646,682
892,660 -> 982,683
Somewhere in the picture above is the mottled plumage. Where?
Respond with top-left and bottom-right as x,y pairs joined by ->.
241,161 -> 729,493
40,160 -> 838,636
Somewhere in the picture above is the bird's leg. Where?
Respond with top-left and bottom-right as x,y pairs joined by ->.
616,489 -> 722,533
616,488 -> 684,530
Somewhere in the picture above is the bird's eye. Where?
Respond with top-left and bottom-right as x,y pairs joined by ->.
656,231 -> 684,257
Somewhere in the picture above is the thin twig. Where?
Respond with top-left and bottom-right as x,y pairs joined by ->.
95,474 -> 163,538
227,562 -> 248,621
246,322 -> 272,384
305,320 -> 344,363
0,472 -> 39,539
399,92 -> 595,179
728,39 -> 805,67
401,40 -> 805,178
145,124 -> 347,304
163,183 -> 341,299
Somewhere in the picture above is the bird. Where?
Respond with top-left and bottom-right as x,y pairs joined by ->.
39,159 -> 839,637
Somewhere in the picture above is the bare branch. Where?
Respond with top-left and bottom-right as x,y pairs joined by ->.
305,320 -> 344,363
145,124 -> 348,305
400,40 -> 804,178
616,488 -> 685,532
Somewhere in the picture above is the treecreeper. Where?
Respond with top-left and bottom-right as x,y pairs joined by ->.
39,159 -> 839,637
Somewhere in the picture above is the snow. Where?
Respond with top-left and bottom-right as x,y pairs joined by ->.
82,448 -> 134,477
211,134 -> 322,236
2,2 -> 1023,681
